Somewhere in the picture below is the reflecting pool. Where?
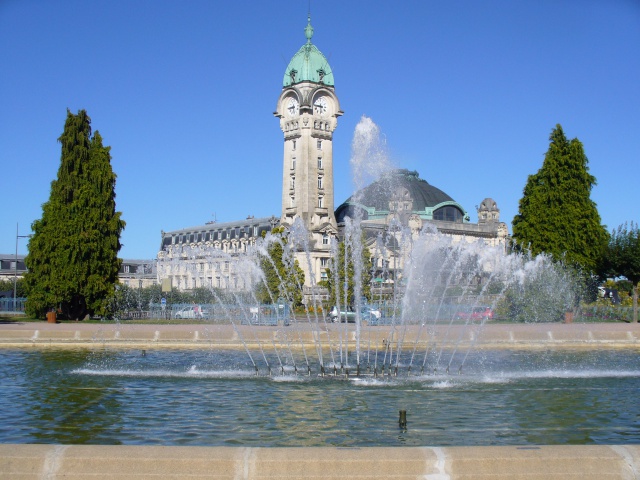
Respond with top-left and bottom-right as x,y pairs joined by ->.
1,348 -> 639,446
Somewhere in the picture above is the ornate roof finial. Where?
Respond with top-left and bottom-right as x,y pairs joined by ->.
305,14 -> 314,43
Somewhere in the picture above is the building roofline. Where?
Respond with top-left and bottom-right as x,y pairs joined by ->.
163,216 -> 279,236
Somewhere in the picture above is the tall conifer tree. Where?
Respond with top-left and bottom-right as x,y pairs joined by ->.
25,110 -> 125,319
602,222 -> 640,322
512,124 -> 608,272
323,235 -> 373,308
255,228 -> 305,307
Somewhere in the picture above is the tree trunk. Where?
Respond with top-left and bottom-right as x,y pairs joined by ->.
61,294 -> 88,321
634,284 -> 638,323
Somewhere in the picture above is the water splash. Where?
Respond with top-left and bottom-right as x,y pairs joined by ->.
145,117 -> 581,379
350,115 -> 395,192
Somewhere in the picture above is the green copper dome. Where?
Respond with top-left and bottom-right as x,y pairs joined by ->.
283,16 -> 334,87
335,170 -> 469,224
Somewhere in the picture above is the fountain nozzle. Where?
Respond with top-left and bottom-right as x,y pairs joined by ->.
399,410 -> 407,429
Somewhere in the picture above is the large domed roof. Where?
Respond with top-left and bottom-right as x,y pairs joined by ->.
283,16 -> 334,87
336,169 -> 468,224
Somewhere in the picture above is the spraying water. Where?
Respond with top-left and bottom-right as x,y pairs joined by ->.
151,117 -> 580,378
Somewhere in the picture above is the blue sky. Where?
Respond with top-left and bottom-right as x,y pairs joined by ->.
1,0 -> 638,259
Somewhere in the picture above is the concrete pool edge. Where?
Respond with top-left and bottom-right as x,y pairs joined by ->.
0,322 -> 639,350
1,444 -> 638,479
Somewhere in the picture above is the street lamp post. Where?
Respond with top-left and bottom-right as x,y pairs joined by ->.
14,223 -> 31,312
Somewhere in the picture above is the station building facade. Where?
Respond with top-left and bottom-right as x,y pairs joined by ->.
156,216 -> 279,291
156,17 -> 508,297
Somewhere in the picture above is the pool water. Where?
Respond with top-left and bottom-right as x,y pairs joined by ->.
1,348 -> 639,446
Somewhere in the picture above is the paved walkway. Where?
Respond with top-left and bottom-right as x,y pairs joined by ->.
1,444 -> 639,479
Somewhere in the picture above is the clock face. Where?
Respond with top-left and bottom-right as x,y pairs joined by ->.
287,97 -> 299,117
313,96 -> 327,116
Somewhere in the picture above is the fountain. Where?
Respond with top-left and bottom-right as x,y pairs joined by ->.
146,116 -> 582,380
0,118 -> 638,449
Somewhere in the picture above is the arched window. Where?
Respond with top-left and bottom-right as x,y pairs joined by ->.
433,206 -> 464,222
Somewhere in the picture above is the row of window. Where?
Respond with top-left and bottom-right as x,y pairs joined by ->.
166,225 -> 262,246
170,275 -> 242,290
290,157 -> 325,170
121,264 -> 154,274
166,240 -> 252,255
165,256 -> 334,290
0,260 -> 26,271
291,139 -> 323,151
289,175 -> 324,190
165,260 -> 231,274
389,201 -> 412,212
289,195 -> 325,208
433,206 -> 464,222
314,121 -> 330,131
336,204 -> 464,224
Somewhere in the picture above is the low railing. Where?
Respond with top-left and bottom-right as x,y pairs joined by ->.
145,303 -> 292,325
577,305 -> 634,323
109,303 -> 636,324
118,310 -> 152,320
0,297 -> 26,312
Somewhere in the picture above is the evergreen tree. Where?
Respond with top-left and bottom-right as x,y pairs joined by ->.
0,278 -> 27,297
323,235 -> 373,307
602,222 -> 640,322
255,228 -> 305,306
512,124 -> 608,272
25,110 -> 125,319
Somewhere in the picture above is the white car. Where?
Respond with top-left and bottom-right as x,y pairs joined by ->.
174,305 -> 205,319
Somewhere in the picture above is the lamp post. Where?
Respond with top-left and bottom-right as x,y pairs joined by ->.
14,223 -> 31,312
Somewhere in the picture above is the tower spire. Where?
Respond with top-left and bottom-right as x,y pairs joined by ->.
305,13 -> 314,44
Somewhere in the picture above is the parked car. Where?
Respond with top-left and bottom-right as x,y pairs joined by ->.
174,305 -> 205,319
328,305 -> 382,323
363,306 -> 382,322
455,306 -> 493,321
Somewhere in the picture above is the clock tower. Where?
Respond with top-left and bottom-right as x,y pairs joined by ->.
275,16 -> 342,241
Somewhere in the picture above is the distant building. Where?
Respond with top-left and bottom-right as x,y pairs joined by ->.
334,170 -> 508,288
119,259 -> 157,289
0,253 -> 156,289
155,16 -> 508,298
273,15 -> 342,290
0,254 -> 26,282
336,170 -> 508,247
156,216 -> 280,291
